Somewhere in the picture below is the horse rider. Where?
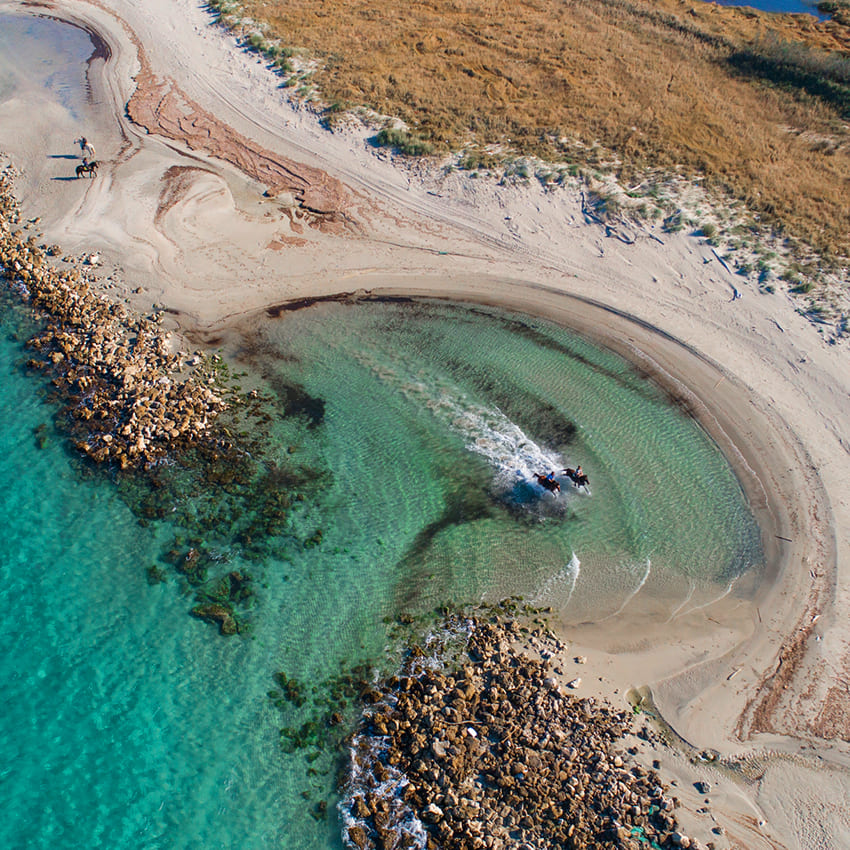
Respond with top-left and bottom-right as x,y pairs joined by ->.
543,471 -> 560,493
76,136 -> 96,160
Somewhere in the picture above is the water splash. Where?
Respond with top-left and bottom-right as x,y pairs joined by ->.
339,619 -> 475,850
533,552 -> 581,609
355,351 -> 567,496
339,730 -> 427,850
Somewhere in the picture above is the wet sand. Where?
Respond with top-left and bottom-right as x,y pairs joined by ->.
1,0 -> 849,846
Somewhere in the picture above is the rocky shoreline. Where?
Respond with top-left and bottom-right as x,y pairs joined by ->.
342,613 -> 707,850
0,159 -> 227,469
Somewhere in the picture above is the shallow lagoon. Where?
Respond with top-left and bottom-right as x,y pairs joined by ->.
245,299 -> 762,622
0,291 -> 763,848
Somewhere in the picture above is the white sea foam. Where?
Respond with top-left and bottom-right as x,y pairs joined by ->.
532,552 -> 581,608
676,576 -> 739,618
355,352 -> 567,495
339,618 -> 476,849
666,579 -> 696,622
339,729 -> 428,850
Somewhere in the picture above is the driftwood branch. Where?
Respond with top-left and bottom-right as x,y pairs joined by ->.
711,248 -> 732,274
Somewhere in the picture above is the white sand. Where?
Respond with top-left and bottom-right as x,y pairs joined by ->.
2,0 -> 850,846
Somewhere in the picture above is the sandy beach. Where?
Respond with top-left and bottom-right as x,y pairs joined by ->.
1,0 -> 849,846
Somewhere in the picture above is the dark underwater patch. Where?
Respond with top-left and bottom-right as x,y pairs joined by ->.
441,356 -> 578,451
263,372 -> 326,428
391,488 -> 493,611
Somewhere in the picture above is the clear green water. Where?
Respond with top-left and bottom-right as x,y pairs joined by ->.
248,300 -> 761,622
0,290 -> 761,848
0,13 -> 761,847
0,296 -> 328,849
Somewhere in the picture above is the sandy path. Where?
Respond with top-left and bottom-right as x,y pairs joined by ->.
2,0 -> 849,846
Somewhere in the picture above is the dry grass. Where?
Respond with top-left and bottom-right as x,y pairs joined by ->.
226,0 -> 850,260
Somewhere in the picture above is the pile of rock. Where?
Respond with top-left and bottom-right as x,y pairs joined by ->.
343,616 -> 692,850
0,163 -> 227,469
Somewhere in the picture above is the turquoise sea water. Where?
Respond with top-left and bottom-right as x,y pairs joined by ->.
0,290 -> 762,849
0,295 -> 314,849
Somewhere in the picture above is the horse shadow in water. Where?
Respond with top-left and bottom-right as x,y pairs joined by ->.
498,474 -> 569,521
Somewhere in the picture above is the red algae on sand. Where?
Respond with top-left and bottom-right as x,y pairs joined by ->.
126,50 -> 356,229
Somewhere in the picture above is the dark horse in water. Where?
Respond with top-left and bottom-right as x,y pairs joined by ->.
563,467 -> 590,489
75,160 -> 99,178
535,473 -> 561,494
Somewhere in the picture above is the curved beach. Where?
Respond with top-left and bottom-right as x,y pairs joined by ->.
1,0 -> 849,846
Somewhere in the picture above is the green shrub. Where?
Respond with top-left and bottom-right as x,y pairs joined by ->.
805,303 -> 828,322
247,33 -> 267,52
790,281 -> 814,294
320,101 -> 349,129
663,211 -> 684,232
374,127 -> 434,156
817,0 -> 850,24
728,35 -> 850,119
460,150 -> 500,171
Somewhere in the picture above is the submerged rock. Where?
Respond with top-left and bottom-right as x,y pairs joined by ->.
191,603 -> 237,636
145,564 -> 168,585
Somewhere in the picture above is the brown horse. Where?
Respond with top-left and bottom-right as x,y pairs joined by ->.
75,160 -> 99,178
563,467 -> 590,489
535,473 -> 561,494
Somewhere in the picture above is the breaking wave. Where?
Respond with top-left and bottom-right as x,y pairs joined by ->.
533,552 -> 581,609
606,558 -> 652,619
339,619 -> 476,849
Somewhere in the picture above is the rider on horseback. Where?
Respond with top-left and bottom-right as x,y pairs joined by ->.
535,472 -> 561,494
562,465 -> 589,488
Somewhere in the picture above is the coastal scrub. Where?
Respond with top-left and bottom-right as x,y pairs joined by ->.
209,0 -> 850,311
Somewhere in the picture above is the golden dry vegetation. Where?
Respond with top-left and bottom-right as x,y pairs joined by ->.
227,0 -> 849,259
